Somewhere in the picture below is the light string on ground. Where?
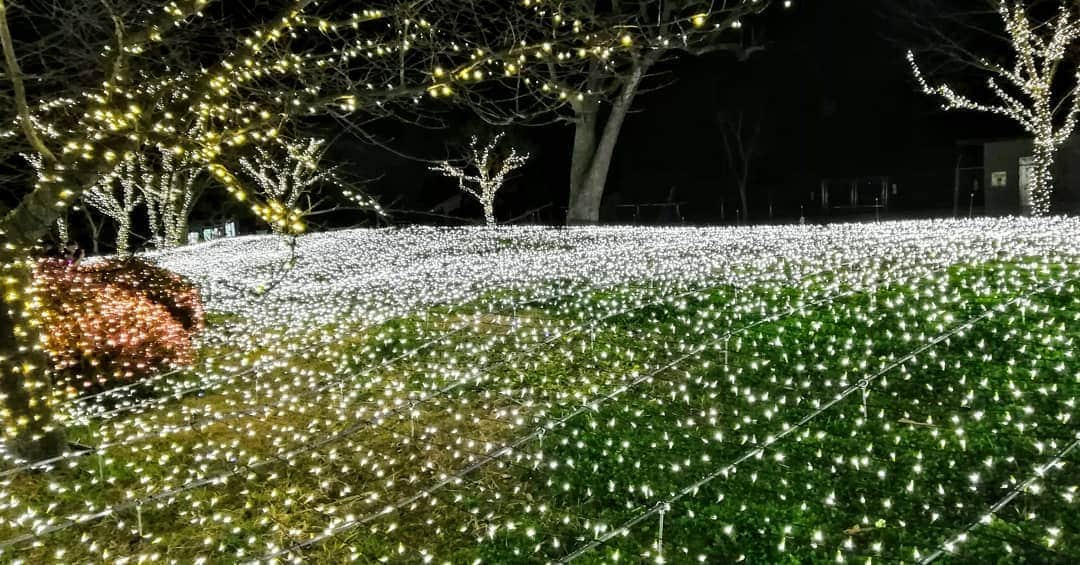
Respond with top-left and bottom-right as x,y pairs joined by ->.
557,275 -> 1073,562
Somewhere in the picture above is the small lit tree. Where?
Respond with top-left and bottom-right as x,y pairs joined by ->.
83,155 -> 143,255
908,0 -> 1080,216
239,138 -> 338,235
430,133 -> 530,227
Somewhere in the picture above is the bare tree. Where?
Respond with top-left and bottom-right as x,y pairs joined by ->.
431,133 -> 530,227
79,206 -> 106,256
719,110 -> 762,222
908,0 -> 1080,216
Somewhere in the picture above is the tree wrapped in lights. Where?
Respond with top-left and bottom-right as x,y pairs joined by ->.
239,138 -> 336,235
83,155 -> 143,255
139,149 -> 201,248
908,0 -> 1080,217
431,133 -> 530,227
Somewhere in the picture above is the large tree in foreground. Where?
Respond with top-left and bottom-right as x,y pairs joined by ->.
0,0 -> 782,457
460,1 -> 777,224
0,0 -> 447,458
908,0 -> 1080,216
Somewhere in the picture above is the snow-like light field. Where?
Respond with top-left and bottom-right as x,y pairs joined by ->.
2,218 -> 1080,563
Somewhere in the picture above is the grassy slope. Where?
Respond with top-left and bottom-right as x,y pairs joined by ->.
1,260 -> 1078,563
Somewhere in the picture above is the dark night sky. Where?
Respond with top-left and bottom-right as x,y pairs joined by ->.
339,0 -> 1025,225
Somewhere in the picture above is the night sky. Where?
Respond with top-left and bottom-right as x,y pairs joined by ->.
330,0 -> 1026,226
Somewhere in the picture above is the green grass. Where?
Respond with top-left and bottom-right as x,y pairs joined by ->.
2,259 -> 1078,563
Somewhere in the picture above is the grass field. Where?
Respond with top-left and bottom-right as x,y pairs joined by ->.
1,218 -> 1079,563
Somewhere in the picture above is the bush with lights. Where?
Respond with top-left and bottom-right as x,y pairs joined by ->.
33,258 -> 204,395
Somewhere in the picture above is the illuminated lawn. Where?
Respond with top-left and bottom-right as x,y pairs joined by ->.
1,219 -> 1079,563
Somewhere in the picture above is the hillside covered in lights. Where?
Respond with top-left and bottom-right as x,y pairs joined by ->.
2,218 -> 1080,562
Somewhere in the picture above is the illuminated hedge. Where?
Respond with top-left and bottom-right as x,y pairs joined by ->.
33,258 -> 204,393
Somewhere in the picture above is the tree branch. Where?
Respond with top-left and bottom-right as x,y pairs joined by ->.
0,0 -> 56,163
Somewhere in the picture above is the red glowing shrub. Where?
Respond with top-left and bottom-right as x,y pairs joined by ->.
86,258 -> 205,333
33,258 -> 205,393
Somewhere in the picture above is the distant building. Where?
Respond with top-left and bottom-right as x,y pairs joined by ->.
188,219 -> 238,245
982,138 -> 1080,215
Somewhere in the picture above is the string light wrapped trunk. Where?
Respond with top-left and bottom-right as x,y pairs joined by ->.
430,133 -> 530,227
909,0 -> 1080,217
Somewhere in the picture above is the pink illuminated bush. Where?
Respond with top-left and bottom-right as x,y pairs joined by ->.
34,258 -> 204,393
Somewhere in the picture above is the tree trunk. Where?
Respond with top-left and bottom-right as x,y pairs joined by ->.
56,214 -> 69,245
0,255 -> 66,459
566,61 -> 648,225
0,175 -> 96,458
174,217 -> 189,246
738,183 -> 750,223
482,202 -> 496,227
116,220 -> 132,256
174,192 -> 195,246
82,207 -> 103,256
146,204 -> 163,247
2,180 -> 73,249
0,182 -> 74,460
567,98 -> 599,224
1030,139 -> 1055,217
